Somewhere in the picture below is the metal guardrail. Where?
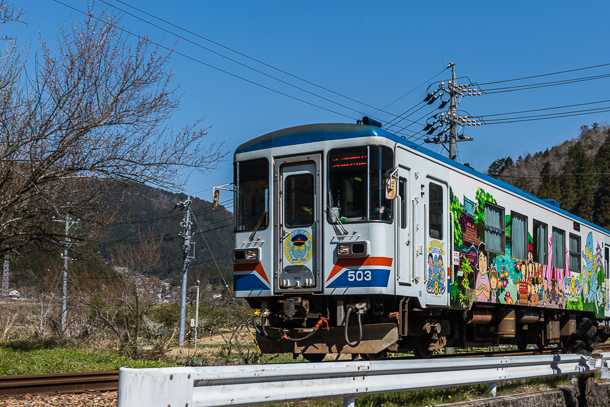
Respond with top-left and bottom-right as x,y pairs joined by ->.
118,353 -> 610,407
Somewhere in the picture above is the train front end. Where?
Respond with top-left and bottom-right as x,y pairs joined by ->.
231,124 -> 400,359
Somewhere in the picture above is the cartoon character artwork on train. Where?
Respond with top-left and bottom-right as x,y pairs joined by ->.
449,187 -> 608,318
427,242 -> 446,297
475,243 -> 490,302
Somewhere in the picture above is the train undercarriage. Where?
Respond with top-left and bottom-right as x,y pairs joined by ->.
250,295 -> 610,360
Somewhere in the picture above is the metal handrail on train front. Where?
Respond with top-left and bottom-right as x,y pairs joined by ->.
423,202 -> 428,283
412,198 -> 417,283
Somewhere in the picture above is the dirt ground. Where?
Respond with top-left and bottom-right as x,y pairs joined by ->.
0,391 -> 117,407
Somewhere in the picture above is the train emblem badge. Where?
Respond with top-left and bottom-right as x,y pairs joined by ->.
284,229 -> 313,265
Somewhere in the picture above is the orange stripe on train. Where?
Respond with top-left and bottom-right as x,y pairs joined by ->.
233,262 -> 270,285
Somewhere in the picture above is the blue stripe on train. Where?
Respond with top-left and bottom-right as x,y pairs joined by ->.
234,273 -> 268,291
326,268 -> 390,288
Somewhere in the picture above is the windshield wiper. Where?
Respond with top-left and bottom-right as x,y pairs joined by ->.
327,204 -> 348,235
249,211 -> 268,241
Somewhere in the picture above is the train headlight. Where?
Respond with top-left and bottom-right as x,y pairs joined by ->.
234,248 -> 261,263
336,241 -> 370,257
245,250 -> 259,260
338,244 -> 351,255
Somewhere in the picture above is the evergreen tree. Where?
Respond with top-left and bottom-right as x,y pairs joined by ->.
537,162 -> 561,202
595,160 -> 610,228
560,161 -> 577,213
576,158 -> 595,221
594,133 -> 610,173
594,133 -> 610,227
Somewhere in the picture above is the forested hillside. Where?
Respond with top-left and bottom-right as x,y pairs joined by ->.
97,183 -> 233,284
489,122 -> 610,228
9,183 -> 233,291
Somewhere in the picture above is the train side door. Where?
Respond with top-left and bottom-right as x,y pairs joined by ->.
396,166 -> 411,285
424,179 -> 450,307
275,154 -> 322,293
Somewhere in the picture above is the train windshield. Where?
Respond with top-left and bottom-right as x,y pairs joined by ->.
328,146 -> 393,223
236,158 -> 269,231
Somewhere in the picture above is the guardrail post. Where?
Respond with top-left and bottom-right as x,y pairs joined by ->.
487,382 -> 497,397
343,395 -> 355,407
601,354 -> 610,379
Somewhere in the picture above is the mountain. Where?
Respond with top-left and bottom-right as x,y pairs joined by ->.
97,183 -> 234,285
488,122 -> 610,228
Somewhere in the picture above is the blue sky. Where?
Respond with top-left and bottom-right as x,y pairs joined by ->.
16,1 -> 610,208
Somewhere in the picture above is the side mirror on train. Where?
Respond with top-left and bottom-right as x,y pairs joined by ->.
212,189 -> 220,210
385,178 -> 397,200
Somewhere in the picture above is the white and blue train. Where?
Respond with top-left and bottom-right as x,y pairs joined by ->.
224,122 -> 610,359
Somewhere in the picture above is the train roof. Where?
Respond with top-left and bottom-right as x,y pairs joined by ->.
235,123 -> 610,236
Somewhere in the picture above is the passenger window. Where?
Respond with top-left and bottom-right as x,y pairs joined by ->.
284,174 -> 314,227
533,220 -> 548,265
429,183 -> 443,239
485,203 -> 505,254
569,234 -> 581,272
399,178 -> 407,230
552,228 -> 565,269
511,212 -> 528,260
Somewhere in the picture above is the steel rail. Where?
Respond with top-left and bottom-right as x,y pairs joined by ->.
118,353 -> 610,407
0,371 -> 119,396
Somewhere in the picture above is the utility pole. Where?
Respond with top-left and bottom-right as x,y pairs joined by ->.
448,63 -> 459,161
193,279 -> 200,347
178,197 -> 193,347
53,212 -> 79,336
423,63 -> 482,160
2,249 -> 9,297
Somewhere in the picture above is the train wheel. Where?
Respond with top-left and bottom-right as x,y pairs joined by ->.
413,338 -> 433,359
560,336 -> 572,353
302,353 -> 326,362
517,335 -> 528,351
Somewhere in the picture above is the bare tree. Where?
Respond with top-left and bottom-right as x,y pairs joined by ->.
0,5 -> 226,254
78,227 -> 168,357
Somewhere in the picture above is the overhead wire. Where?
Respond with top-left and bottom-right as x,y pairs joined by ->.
97,1 -> 382,121
191,208 -> 232,294
60,1 -> 459,137
378,66 -> 450,126
479,99 -> 610,118
103,0 -> 402,120
53,0 -> 357,120
100,0 -> 454,132
479,73 -> 610,94
483,106 -> 610,124
384,101 -> 429,132
477,62 -> 610,86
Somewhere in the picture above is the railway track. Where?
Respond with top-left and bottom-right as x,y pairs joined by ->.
0,370 -> 118,397
595,342 -> 610,353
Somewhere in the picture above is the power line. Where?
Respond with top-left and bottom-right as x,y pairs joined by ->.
479,99 -> 610,118
191,209 -> 231,295
483,106 -> 610,125
383,101 -> 427,132
375,66 -> 450,120
98,0 -> 382,121
480,73 -> 610,94
103,0 -> 398,119
53,0 -> 358,120
477,62 -> 610,86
